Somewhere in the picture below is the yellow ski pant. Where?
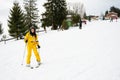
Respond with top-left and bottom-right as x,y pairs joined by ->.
26,45 -> 41,64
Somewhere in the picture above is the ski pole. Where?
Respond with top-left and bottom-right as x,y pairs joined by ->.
21,44 -> 27,65
38,48 -> 40,54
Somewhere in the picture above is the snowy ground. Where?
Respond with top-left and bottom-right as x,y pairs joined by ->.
0,20 -> 120,80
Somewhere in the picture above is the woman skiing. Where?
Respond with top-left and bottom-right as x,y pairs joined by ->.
24,26 -> 41,67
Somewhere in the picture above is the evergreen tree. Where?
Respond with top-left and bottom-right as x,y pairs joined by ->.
56,0 -> 67,29
110,6 -> 120,17
105,10 -> 108,17
72,14 -> 80,26
0,22 -> 3,35
42,0 -> 67,30
8,2 -> 27,40
24,0 -> 40,27
41,0 -> 53,27
61,19 -> 69,30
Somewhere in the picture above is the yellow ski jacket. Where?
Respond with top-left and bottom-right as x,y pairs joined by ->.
24,32 -> 39,47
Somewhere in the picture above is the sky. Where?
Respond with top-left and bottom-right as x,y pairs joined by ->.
67,0 -> 120,15
0,0 -> 120,34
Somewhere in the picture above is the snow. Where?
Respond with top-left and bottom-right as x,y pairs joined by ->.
0,19 -> 120,80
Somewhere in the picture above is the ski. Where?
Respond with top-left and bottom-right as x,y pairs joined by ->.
25,65 -> 34,69
30,67 -> 34,69
35,62 -> 42,68
35,65 -> 40,68
25,63 -> 41,69
27,65 -> 40,69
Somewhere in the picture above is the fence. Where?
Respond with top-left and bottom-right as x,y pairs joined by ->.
0,30 -> 45,44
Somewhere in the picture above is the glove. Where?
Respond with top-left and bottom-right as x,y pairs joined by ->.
38,45 -> 40,49
25,40 -> 28,43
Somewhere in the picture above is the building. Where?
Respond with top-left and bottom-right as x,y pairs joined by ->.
106,12 -> 118,20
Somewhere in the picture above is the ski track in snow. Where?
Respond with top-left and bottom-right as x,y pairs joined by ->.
0,20 -> 120,80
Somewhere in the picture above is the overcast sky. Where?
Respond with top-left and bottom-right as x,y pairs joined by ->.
0,0 -> 120,17
0,0 -> 120,33
80,0 -> 120,15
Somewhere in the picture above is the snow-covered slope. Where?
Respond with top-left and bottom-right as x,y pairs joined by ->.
0,20 -> 120,80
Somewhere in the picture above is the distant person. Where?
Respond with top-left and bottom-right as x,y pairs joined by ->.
79,18 -> 82,29
24,26 -> 41,67
115,16 -> 118,22
103,16 -> 105,20
110,17 -> 113,22
88,16 -> 91,22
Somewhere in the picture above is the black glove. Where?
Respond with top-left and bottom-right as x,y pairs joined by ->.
38,45 -> 40,49
25,40 -> 28,43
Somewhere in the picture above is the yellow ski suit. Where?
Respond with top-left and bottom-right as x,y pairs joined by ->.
24,32 -> 41,64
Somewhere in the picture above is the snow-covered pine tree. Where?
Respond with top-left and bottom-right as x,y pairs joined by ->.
41,0 -> 53,27
0,22 -> 3,35
56,0 -> 67,29
8,1 -> 27,40
42,0 -> 67,30
24,0 -> 40,28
